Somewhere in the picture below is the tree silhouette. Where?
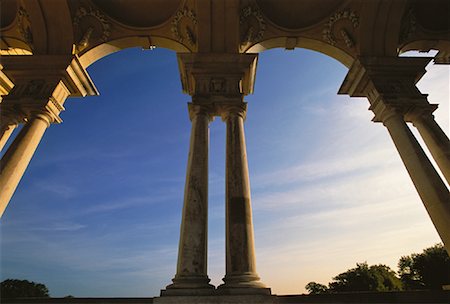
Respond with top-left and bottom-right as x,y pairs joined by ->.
0,279 -> 49,298
398,243 -> 450,290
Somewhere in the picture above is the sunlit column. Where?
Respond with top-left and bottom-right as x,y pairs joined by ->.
0,123 -> 18,152
412,113 -> 450,184
218,103 -> 269,294
163,103 -> 214,295
0,112 -> 52,217
376,105 -> 450,250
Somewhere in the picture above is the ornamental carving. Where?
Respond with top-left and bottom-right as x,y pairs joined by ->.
322,10 -> 359,48
73,6 -> 111,51
171,8 -> 197,47
17,6 -> 33,48
23,79 -> 45,96
240,6 -> 266,46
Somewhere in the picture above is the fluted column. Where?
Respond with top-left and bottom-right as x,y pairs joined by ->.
378,106 -> 450,248
412,113 -> 450,184
218,104 -> 269,295
163,103 -> 214,295
0,123 -> 17,151
0,112 -> 52,217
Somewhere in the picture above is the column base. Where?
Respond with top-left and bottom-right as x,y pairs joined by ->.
154,294 -> 277,304
217,273 -> 271,295
161,275 -> 215,296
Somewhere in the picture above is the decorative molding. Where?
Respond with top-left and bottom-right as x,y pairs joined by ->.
240,6 -> 266,46
73,6 -> 111,51
171,8 -> 197,47
322,10 -> 359,48
17,6 -> 33,48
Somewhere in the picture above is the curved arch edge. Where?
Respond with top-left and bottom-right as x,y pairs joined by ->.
244,37 -> 354,68
78,36 -> 191,68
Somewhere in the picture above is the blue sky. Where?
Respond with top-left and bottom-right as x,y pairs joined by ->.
0,47 -> 447,297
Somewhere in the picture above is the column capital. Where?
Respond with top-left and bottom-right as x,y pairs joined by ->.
187,103 -> 214,122
0,55 -> 98,124
177,53 -> 258,104
338,56 -> 436,122
218,103 -> 247,121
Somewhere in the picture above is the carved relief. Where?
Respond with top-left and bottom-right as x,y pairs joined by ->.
17,6 -> 33,48
73,6 -> 111,52
23,79 -> 45,96
240,6 -> 266,46
171,8 -> 197,47
210,78 -> 226,94
322,10 -> 359,48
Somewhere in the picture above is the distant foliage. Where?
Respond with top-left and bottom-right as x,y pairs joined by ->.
305,281 -> 329,294
305,243 -> 450,294
328,262 -> 402,292
398,243 -> 450,290
0,279 -> 49,298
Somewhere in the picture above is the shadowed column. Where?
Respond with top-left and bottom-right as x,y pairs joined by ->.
412,113 -> 450,184
378,106 -> 450,249
218,103 -> 270,295
163,103 -> 214,295
0,123 -> 17,152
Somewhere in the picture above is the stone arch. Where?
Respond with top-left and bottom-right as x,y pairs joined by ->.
78,36 -> 190,68
245,36 -> 355,68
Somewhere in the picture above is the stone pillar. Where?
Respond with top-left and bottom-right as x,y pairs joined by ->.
411,113 -> 450,184
218,104 -> 269,295
0,112 -> 52,217
339,56 -> 450,253
162,103 -> 214,296
0,56 -> 98,218
377,105 -> 450,249
0,123 -> 17,151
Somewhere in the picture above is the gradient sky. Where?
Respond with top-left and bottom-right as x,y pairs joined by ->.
0,47 -> 448,297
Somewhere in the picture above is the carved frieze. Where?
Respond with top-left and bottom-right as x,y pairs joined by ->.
171,8 -> 197,47
240,6 -> 266,46
322,10 -> 359,49
73,6 -> 111,52
17,6 -> 33,49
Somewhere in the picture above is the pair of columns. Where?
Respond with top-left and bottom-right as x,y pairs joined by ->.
162,102 -> 268,296
339,56 -> 450,253
0,55 -> 98,218
0,112 -> 54,217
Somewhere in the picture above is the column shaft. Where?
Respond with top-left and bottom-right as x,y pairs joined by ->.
164,104 -> 213,294
0,124 -> 17,152
412,114 -> 450,184
383,111 -> 450,250
220,108 -> 268,293
0,114 -> 51,217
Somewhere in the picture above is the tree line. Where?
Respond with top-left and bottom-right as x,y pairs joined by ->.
305,243 -> 450,294
1,244 -> 449,298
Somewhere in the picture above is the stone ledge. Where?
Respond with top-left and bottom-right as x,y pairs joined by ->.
154,294 -> 277,304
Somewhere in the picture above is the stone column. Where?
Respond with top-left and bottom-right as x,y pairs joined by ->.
162,103 -> 214,295
0,112 -> 52,217
412,113 -> 450,184
339,56 -> 450,253
377,106 -> 450,249
218,104 -> 269,295
0,123 -> 17,151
